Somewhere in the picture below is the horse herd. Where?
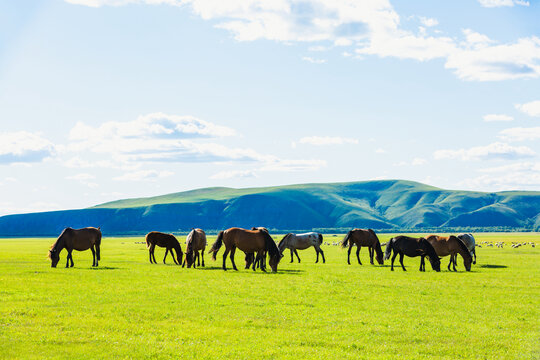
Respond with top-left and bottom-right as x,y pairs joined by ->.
47,226 -> 477,273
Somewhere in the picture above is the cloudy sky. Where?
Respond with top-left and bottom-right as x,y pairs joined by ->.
1,0 -> 539,215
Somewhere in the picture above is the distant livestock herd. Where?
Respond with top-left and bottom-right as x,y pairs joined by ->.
46,226 -> 498,273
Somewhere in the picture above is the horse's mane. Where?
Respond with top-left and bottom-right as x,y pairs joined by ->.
278,233 -> 292,248
48,227 -> 71,258
369,229 -> 383,256
453,236 -> 472,260
262,231 -> 280,258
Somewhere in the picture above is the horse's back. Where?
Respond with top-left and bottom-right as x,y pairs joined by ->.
457,233 -> 475,251
224,227 -> 266,252
146,231 -> 178,247
69,227 -> 101,251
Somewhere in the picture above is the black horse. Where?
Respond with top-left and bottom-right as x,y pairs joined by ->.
384,235 -> 441,272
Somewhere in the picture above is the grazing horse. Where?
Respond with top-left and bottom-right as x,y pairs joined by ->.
208,227 -> 282,272
244,227 -> 269,269
48,227 -> 102,268
182,228 -> 207,268
384,235 -> 441,272
457,233 -> 477,264
425,235 -> 472,272
145,231 -> 183,265
341,228 -> 384,265
278,232 -> 325,263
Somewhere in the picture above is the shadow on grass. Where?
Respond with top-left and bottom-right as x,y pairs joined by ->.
479,264 -> 508,269
81,266 -> 122,270
193,266 -> 304,275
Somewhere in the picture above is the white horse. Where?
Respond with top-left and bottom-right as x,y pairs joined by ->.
457,233 -> 476,264
278,232 -> 325,263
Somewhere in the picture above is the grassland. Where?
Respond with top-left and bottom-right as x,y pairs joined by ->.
0,233 -> 538,359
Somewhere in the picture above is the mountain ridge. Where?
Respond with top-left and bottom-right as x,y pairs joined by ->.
1,180 -> 539,236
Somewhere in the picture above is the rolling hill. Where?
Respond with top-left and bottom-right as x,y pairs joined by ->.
0,180 -> 539,236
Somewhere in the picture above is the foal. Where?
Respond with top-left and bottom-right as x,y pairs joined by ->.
145,231 -> 183,265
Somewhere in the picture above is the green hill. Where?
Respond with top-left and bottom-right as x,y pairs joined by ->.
1,180 -> 539,236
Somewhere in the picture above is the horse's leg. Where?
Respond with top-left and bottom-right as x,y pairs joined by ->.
447,255 -> 452,271
229,247 -> 238,271
320,248 -> 325,263
356,246 -> 362,265
163,248 -> 169,264
150,244 -> 157,264
453,254 -> 457,272
172,248 -> 179,265
370,247 -> 374,265
399,252 -> 406,271
95,244 -> 100,267
149,245 -> 153,264
222,247 -> 230,271
290,249 -> 294,263
258,251 -> 266,272
472,249 -> 476,265
91,246 -> 96,267
419,256 -> 424,272
391,251 -> 397,271
201,250 -> 205,267
347,243 -> 353,265
197,250 -> 201,267
294,249 -> 301,263
315,247 -> 319,263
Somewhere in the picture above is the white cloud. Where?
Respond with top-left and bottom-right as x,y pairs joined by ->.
298,136 -> 358,145
375,148 -> 386,154
477,0 -> 529,7
434,142 -> 536,161
308,45 -> 328,52
483,114 -> 514,122
210,170 -> 257,180
64,0 -> 540,82
0,201 -> 62,216
0,131 -> 56,164
66,173 -> 99,188
113,170 -> 174,182
418,17 -> 438,27
515,100 -> 540,117
459,162 -> 540,191
302,56 -> 327,64
411,157 -> 427,165
499,127 -> 540,141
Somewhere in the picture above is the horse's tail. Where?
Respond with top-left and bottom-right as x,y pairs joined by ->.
145,233 -> 151,249
96,228 -> 102,261
209,231 -> 224,261
384,238 -> 394,260
318,233 -> 323,244
341,230 -> 353,248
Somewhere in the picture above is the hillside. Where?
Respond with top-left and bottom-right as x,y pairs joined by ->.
0,180 -> 539,236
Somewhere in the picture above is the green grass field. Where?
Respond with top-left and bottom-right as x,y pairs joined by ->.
1,233 -> 539,359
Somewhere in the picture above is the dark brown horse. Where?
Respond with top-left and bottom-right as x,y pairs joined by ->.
425,235 -> 472,272
208,227 -> 282,272
48,227 -> 102,268
182,228 -> 206,268
145,231 -> 183,265
341,228 -> 384,265
384,235 -> 441,272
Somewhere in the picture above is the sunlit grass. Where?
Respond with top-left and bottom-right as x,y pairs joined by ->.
0,233 -> 538,359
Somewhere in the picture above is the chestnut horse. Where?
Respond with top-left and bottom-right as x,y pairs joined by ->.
341,228 -> 384,265
48,227 -> 101,268
145,231 -> 183,265
384,235 -> 441,272
182,228 -> 207,268
425,235 -> 472,272
278,232 -> 325,263
209,227 -> 282,272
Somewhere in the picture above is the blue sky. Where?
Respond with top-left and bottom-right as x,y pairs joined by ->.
1,0 -> 539,215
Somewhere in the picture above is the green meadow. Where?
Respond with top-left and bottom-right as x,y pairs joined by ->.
0,233 -> 538,359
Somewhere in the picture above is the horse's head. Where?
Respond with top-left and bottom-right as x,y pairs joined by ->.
268,253 -> 283,273
376,252 -> 384,265
184,251 -> 194,268
463,255 -> 472,272
49,249 -> 60,268
429,256 -> 441,272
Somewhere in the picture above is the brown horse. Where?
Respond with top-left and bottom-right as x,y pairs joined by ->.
208,227 -> 282,272
145,231 -> 183,265
425,235 -> 472,272
182,228 -> 206,268
244,227 -> 268,269
341,228 -> 384,265
48,227 -> 102,268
